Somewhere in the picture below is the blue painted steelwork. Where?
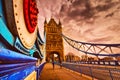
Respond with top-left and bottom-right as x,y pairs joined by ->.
62,34 -> 120,56
0,0 -> 46,79
0,62 -> 36,80
62,34 -> 120,46
0,36 -> 6,49
33,49 -> 43,59
37,28 -> 46,45
36,50 -> 43,59
0,0 -> 14,46
14,37 -> 36,56
0,0 -> 39,57
36,62 -> 46,80
35,33 -> 44,58
0,48 -> 37,63
14,37 -> 44,58
37,31 -> 44,44
0,48 -> 37,79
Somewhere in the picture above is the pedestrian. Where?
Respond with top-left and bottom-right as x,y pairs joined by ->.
60,62 -> 62,69
52,61 -> 55,70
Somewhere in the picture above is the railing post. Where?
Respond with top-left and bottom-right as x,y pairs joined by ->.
109,69 -> 113,80
98,61 -> 100,65
36,67 -> 39,80
35,62 -> 46,80
89,67 -> 94,80
115,61 -> 118,66
109,61 -> 110,65
79,66 -> 82,76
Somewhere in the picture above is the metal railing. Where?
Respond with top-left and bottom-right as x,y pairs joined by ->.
36,62 -> 46,80
61,62 -> 120,80
68,61 -> 120,66
0,48 -> 45,80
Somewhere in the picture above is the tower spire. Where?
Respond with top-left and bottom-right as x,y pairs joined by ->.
58,19 -> 61,26
44,18 -> 47,24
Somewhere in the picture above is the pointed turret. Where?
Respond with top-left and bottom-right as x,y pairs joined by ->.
58,19 -> 62,28
58,20 -> 61,26
44,18 -> 47,32
48,18 -> 57,26
44,18 -> 47,28
44,18 -> 47,24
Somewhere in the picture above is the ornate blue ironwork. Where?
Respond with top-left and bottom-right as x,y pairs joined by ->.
0,0 -> 46,79
0,0 -> 14,46
14,37 -> 36,56
37,30 -> 45,44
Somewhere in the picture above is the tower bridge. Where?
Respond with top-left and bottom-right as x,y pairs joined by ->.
0,0 -> 120,80
44,18 -> 64,63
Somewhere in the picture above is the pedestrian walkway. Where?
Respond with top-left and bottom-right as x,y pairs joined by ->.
39,63 -> 90,80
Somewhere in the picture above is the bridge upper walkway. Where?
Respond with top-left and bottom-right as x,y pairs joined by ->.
39,63 -> 90,80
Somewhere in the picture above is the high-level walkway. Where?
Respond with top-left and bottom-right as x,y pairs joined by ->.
39,63 -> 90,80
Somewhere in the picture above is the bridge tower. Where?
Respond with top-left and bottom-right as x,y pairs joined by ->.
44,18 -> 64,62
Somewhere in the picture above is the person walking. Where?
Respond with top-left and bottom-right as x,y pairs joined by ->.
52,61 -> 55,70
60,61 -> 62,69
60,62 -> 62,68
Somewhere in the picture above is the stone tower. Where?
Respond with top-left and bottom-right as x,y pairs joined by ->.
44,18 -> 64,62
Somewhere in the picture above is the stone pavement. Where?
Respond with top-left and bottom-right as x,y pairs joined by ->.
39,63 -> 90,80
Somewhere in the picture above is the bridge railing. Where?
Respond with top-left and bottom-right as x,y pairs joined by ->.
61,62 -> 120,80
36,62 -> 46,80
0,48 -> 45,80
67,61 -> 120,66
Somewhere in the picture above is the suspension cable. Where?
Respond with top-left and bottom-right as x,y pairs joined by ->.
62,34 -> 120,56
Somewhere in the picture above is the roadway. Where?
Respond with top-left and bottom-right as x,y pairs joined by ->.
39,63 -> 90,80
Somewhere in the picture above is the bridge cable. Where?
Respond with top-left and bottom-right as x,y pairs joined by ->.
62,34 -> 120,57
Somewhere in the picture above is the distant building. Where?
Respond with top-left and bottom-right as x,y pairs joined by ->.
100,56 -> 114,61
65,52 -> 80,62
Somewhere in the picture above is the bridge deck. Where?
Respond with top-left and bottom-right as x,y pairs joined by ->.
39,63 -> 90,80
